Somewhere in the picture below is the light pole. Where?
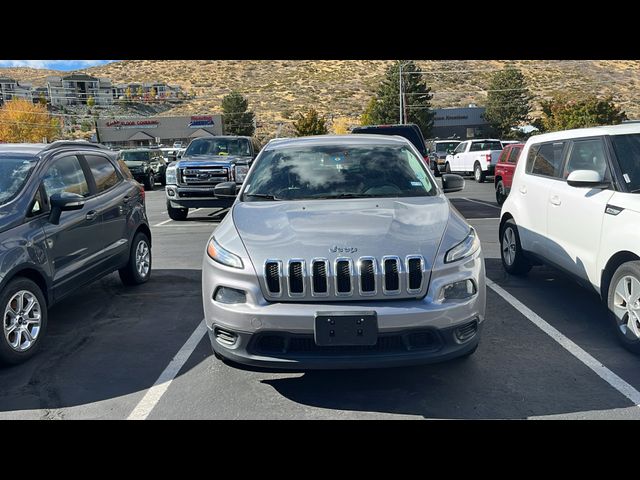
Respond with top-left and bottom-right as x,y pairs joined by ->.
399,61 -> 403,124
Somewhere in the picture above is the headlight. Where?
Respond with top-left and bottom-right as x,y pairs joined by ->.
206,237 -> 243,269
165,165 -> 177,185
234,164 -> 249,183
444,228 -> 480,263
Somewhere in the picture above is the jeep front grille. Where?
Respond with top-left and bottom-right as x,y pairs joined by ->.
262,255 -> 426,301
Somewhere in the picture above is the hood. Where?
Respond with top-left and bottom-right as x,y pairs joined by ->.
233,196 -> 451,271
179,154 -> 251,166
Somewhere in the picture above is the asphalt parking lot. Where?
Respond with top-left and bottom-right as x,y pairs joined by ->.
2,176 -> 640,420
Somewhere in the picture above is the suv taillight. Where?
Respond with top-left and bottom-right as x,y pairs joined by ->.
485,154 -> 492,163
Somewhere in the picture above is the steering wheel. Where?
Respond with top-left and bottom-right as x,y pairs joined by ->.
362,182 -> 403,195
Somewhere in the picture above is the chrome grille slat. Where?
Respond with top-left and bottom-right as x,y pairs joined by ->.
263,255 -> 425,300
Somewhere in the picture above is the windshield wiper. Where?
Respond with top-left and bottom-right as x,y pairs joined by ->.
244,193 -> 281,201
312,193 -> 380,199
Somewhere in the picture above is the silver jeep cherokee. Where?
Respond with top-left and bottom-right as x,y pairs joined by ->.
202,135 -> 486,369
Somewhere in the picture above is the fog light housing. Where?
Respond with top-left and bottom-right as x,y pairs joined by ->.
214,286 -> 247,304
439,279 -> 476,301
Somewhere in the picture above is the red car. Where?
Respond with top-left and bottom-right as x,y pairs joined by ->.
494,143 -> 524,205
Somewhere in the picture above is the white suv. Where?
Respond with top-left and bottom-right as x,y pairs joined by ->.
499,124 -> 640,353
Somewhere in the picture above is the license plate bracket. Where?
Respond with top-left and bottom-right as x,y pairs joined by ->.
314,311 -> 378,346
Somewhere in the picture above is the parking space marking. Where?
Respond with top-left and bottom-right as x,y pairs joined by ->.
487,279 -> 640,408
461,197 -> 502,209
127,320 -> 208,420
154,219 -> 173,227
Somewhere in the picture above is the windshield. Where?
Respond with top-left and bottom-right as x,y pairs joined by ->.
121,151 -> 151,162
242,144 -> 438,201
185,138 -> 251,157
0,155 -> 37,206
611,133 -> 640,192
435,141 -> 460,153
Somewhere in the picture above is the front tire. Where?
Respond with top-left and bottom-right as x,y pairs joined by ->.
119,232 -> 152,286
167,201 -> 188,221
144,173 -> 155,191
495,180 -> 507,205
500,219 -> 531,275
474,162 -> 486,183
0,277 -> 48,365
608,261 -> 640,354
445,162 -> 451,174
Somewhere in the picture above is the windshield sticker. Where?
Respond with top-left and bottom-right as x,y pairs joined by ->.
624,173 -> 631,183
411,181 -> 422,186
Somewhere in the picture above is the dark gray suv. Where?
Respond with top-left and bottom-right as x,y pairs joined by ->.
0,141 -> 152,365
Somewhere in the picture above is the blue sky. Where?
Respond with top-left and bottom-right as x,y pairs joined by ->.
0,60 -> 115,70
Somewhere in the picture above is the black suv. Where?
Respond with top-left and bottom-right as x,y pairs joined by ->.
0,141 -> 152,365
352,123 -> 429,158
118,148 -> 167,190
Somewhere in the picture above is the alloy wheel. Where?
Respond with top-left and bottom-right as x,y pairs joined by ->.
3,290 -> 42,352
613,275 -> 640,340
502,227 -> 516,266
136,240 -> 151,278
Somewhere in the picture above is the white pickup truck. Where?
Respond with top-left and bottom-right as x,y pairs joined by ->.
444,139 -> 504,183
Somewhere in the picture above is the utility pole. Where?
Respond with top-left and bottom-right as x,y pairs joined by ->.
398,61 -> 404,124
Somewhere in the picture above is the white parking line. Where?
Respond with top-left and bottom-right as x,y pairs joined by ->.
487,279 -> 640,408
127,321 -> 208,420
460,197 -> 502,210
154,219 -> 173,227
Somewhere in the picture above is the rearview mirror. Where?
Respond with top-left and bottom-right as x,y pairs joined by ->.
49,192 -> 86,225
214,182 -> 238,198
567,170 -> 610,189
441,174 -> 465,193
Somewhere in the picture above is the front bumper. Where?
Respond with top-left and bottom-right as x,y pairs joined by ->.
203,253 -> 486,369
165,185 -> 235,209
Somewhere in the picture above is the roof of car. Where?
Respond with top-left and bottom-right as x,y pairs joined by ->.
263,134 -> 413,150
0,143 -> 48,155
527,123 -> 640,144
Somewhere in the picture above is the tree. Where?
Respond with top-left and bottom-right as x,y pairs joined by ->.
221,91 -> 255,136
0,99 -> 61,143
534,94 -> 627,133
293,108 -> 328,136
150,87 -> 157,99
125,87 -> 132,103
136,86 -> 144,99
331,117 -> 352,134
38,92 -> 47,105
483,67 -> 532,139
368,61 -> 434,137
87,96 -> 95,108
360,97 -> 377,126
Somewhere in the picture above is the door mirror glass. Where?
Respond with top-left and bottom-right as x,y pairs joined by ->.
441,174 -> 465,193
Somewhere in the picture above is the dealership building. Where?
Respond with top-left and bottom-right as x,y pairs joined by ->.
430,106 -> 489,140
96,114 -> 223,148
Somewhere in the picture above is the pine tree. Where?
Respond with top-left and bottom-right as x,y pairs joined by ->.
293,108 -> 328,136
222,91 -> 255,136
369,61 -> 434,137
484,67 -> 532,139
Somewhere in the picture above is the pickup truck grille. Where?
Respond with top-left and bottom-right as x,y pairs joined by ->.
179,166 -> 229,186
263,255 -> 426,301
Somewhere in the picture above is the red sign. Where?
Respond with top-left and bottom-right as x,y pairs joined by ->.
106,119 -> 160,128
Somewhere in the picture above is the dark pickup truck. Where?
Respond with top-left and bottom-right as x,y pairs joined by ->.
164,136 -> 261,220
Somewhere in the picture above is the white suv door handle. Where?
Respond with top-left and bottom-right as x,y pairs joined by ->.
519,186 -> 527,195
550,195 -> 561,206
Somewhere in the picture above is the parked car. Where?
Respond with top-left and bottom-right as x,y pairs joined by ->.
164,136 -> 262,220
499,124 -> 640,353
118,148 -> 167,190
352,124 -> 430,167
444,139 -> 503,183
426,139 -> 461,176
202,134 -> 485,369
0,141 -> 151,365
494,143 -> 524,205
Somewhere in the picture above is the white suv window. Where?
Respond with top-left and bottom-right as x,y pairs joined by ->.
526,141 -> 566,178
563,138 -> 610,181
453,142 -> 467,154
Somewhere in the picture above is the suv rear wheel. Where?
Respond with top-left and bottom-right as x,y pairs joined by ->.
119,232 -> 152,285
474,162 -> 486,183
167,201 -> 188,221
144,173 -> 155,190
608,261 -> 640,354
0,277 -> 48,365
495,180 -> 507,205
500,219 -> 531,275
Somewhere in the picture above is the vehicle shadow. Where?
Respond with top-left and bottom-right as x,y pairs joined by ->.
0,269 -> 207,414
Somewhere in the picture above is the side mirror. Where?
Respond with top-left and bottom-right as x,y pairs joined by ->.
567,170 -> 609,189
49,192 -> 86,225
441,174 -> 465,193
214,181 -> 238,198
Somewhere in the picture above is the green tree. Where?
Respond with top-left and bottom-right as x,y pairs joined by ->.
293,108 -> 328,136
360,97 -> 377,126
483,67 -> 532,139
125,87 -> 132,102
136,86 -> 144,99
369,61 -> 434,137
221,91 -> 255,136
534,94 -> 627,133
86,96 -> 95,108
